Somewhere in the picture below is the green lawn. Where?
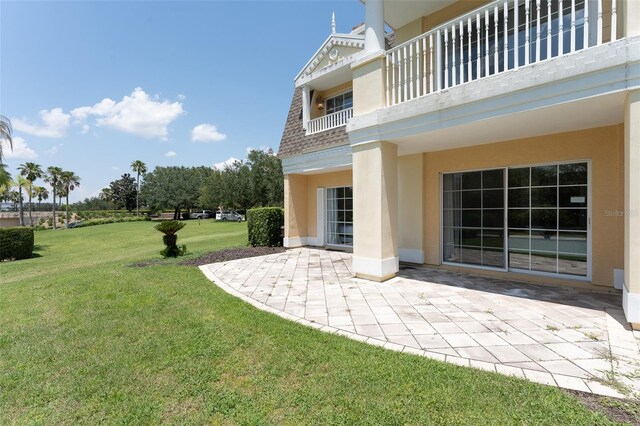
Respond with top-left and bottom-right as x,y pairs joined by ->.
0,221 -> 621,424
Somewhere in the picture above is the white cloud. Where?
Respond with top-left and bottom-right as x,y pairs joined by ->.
246,145 -> 273,154
4,137 -> 37,160
111,166 -> 120,171
81,124 -> 90,134
192,123 -> 226,143
46,143 -> 63,156
213,157 -> 239,170
165,151 -> 177,157
12,108 -> 70,138
70,87 -> 184,140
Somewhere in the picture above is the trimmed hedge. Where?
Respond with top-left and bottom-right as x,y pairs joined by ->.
247,207 -> 284,247
72,216 -> 150,228
0,227 -> 35,261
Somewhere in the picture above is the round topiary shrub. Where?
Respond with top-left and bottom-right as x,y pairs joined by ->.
0,227 -> 35,261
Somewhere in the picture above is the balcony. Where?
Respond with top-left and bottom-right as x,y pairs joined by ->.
385,0 -> 621,106
306,107 -> 354,135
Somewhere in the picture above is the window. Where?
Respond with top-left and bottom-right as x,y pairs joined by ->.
443,169 -> 505,268
325,91 -> 353,115
442,161 -> 589,278
327,187 -> 353,246
508,162 -> 588,276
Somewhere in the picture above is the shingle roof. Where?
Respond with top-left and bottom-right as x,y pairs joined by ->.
278,88 -> 349,159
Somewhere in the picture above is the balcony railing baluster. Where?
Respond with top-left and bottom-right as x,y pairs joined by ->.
384,0 -> 621,107
305,107 -> 353,135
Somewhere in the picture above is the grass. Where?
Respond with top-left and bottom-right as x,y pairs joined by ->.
0,221 -> 625,424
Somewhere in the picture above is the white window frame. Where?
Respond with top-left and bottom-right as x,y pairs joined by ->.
325,185 -> 353,249
439,159 -> 592,281
325,90 -> 353,115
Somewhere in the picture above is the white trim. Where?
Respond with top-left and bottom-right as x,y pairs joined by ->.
614,268 -> 624,290
283,236 -> 321,248
282,144 -> 352,175
398,248 -> 424,264
623,285 -> 640,324
294,34 -> 365,84
284,237 -> 304,248
352,255 -> 399,278
317,188 -> 326,247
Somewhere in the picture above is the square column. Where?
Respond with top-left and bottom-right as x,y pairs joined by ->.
398,154 -> 424,264
352,140 -> 398,281
624,90 -> 640,328
284,174 -> 307,248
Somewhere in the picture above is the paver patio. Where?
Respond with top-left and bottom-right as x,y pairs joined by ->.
199,248 -> 640,398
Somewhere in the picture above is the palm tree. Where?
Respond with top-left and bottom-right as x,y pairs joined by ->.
131,160 -> 147,215
99,187 -> 112,202
60,170 -> 80,226
0,115 -> 13,164
34,186 -> 49,211
0,164 -> 10,189
16,175 -> 28,226
18,162 -> 43,226
44,166 -> 63,230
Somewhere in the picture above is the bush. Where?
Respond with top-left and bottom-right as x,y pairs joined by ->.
154,220 -> 187,257
247,207 -> 284,247
72,216 -> 150,229
0,227 -> 35,261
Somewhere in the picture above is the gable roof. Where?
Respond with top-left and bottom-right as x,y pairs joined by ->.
278,88 -> 349,159
294,33 -> 365,83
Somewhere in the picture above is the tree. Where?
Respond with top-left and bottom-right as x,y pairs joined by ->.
99,187 -> 113,202
18,162 -> 43,226
16,175 -> 28,226
131,160 -> 147,216
60,171 -> 80,226
0,164 -> 11,189
141,166 -> 212,219
34,186 -> 49,211
0,115 -> 13,164
246,149 -> 283,207
44,166 -> 63,229
72,196 -> 114,211
109,174 -> 137,211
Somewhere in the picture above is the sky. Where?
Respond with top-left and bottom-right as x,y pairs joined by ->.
0,0 -> 363,202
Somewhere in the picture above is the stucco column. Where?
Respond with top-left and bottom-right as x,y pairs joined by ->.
398,154 -> 424,264
624,0 -> 640,37
301,86 -> 311,131
352,140 -> 398,281
624,90 -> 640,329
284,174 -> 308,248
364,0 -> 384,53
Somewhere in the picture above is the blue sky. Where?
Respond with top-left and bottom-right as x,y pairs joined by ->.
0,0 -> 363,202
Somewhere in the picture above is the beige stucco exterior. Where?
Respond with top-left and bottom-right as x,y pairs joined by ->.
398,154 -> 424,263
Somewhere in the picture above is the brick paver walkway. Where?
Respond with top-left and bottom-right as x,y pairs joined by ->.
199,248 -> 640,398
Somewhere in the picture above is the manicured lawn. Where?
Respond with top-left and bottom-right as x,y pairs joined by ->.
0,221 -> 622,424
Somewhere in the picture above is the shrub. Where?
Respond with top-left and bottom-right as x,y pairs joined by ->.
0,227 -> 35,261
71,216 -> 150,229
247,207 -> 284,247
154,220 -> 187,257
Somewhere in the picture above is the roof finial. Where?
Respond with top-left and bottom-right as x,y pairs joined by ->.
331,12 -> 336,34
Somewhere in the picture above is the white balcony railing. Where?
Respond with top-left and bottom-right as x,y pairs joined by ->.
386,0 -> 620,106
306,107 -> 353,135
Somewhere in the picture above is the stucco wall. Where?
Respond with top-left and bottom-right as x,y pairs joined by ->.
423,124 -> 624,289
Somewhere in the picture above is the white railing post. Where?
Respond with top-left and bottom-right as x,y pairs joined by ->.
452,25 -> 457,86
584,0 -> 590,48
477,13 -> 482,77
429,33 -> 434,93
409,42 -> 414,100
504,1 -> 509,70
485,10 -> 490,74
597,0 -> 603,45
437,29 -> 442,91
391,50 -> 397,105
459,21 -> 464,83
547,0 -> 552,58
386,52 -> 391,106
536,0 -> 541,62
494,5 -> 499,73
525,0 -> 531,65
514,0 -> 519,68
422,37 -> 428,95
559,0 -> 564,55
611,0 -> 617,42
444,28 -> 449,88
571,0 -> 576,52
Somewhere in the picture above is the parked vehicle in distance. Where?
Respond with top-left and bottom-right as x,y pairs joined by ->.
216,210 -> 244,222
190,210 -> 215,219
66,221 -> 83,229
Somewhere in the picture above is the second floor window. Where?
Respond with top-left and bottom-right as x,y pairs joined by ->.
325,91 -> 353,115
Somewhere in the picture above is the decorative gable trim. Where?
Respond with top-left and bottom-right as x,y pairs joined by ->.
294,34 -> 364,83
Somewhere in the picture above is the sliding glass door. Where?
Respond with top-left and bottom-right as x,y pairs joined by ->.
442,161 -> 589,279
327,187 -> 353,247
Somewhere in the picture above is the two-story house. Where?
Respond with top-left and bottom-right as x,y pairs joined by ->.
278,0 -> 640,328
